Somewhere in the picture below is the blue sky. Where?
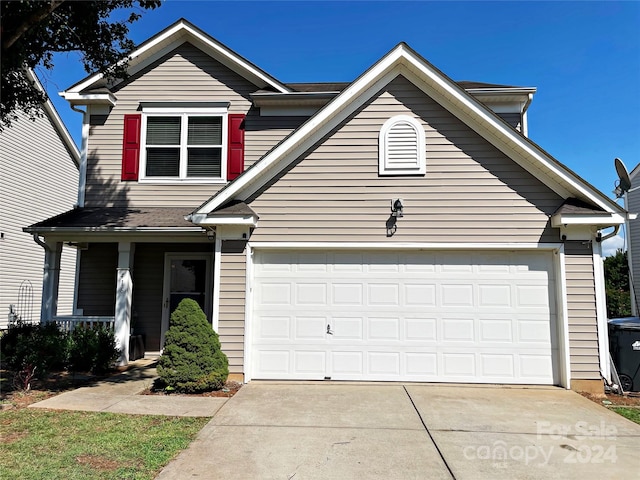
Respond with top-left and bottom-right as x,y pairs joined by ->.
37,1 -> 639,253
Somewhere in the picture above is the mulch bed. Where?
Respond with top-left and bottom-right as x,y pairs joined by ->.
140,380 -> 242,398
580,391 -> 640,407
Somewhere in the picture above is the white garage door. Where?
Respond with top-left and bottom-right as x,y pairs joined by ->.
251,250 -> 559,384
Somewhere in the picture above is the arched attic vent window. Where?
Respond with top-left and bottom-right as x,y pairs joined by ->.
379,115 -> 426,176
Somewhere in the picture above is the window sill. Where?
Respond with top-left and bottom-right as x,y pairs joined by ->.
137,178 -> 229,185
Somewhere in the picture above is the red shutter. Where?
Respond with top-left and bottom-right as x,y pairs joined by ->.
227,113 -> 245,181
121,114 -> 141,181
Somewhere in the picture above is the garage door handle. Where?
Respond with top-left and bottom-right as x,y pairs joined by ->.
327,324 -> 333,335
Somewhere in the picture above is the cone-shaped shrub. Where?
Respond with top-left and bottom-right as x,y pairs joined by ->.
157,298 -> 229,392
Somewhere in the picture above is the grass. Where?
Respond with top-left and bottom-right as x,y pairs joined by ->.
611,407 -> 640,425
0,409 -> 209,479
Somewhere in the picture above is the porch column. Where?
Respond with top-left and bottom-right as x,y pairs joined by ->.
40,241 -> 63,323
115,242 -> 135,365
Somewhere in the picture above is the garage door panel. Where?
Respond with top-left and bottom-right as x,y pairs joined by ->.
251,250 -> 559,384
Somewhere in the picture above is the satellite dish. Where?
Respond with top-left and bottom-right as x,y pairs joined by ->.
614,158 -> 632,197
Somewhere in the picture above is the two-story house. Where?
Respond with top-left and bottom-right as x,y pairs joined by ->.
26,19 -> 628,393
1,70 -> 79,329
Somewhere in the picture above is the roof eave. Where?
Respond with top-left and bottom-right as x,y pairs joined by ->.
60,91 -> 117,106
63,18 -> 290,96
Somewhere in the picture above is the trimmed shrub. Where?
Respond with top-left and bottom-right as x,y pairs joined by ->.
67,325 -> 119,375
0,322 -> 68,389
157,298 -> 229,393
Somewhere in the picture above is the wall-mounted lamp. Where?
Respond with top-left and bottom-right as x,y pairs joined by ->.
391,198 -> 404,218
206,229 -> 215,241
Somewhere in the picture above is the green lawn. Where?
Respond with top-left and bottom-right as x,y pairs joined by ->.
612,407 -> 640,425
0,409 -> 209,480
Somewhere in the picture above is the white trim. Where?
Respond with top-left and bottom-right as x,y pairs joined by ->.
245,243 -> 566,385
193,44 -> 623,217
60,91 -> 117,106
139,108 -> 228,183
557,244 -> 572,389
65,20 -> 289,95
379,115 -> 426,176
593,241 -> 611,382
551,213 -> 626,227
24,70 -> 79,165
243,244 -> 254,383
76,111 -> 89,207
188,214 -> 258,226
72,248 -> 82,315
248,241 -> 562,251
212,236 -> 222,332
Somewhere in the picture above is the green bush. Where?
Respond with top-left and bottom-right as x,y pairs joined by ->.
67,325 -> 119,375
157,298 -> 229,393
0,322 -> 68,373
0,322 -> 68,389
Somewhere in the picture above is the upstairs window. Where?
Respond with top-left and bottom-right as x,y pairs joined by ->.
379,115 -> 426,176
140,105 -> 228,183
144,114 -> 225,180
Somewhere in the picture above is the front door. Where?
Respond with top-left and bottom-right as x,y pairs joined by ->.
161,254 -> 212,347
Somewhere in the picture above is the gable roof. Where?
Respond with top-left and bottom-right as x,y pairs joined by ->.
62,18 -> 289,100
26,70 -> 80,167
189,42 -> 625,224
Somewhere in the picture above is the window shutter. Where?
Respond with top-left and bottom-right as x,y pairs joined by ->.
121,114 -> 141,181
227,114 -> 245,181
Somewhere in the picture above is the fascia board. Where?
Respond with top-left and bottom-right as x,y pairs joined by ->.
195,42 -> 623,216
65,20 -> 289,95
24,226 -> 203,234
186,213 -> 258,226
25,70 -> 80,166
59,91 -> 117,106
397,51 -> 623,214
550,213 -> 626,228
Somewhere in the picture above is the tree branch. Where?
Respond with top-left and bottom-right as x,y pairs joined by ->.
2,0 -> 66,52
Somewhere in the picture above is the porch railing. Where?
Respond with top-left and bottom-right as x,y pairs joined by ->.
51,315 -> 115,332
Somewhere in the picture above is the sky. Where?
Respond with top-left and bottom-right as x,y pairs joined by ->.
34,1 -> 640,254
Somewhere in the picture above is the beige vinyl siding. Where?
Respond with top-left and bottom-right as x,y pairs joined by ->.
244,112 -> 307,168
85,42 -> 257,208
564,241 -> 600,380
132,243 -> 214,351
77,243 -> 118,316
0,110 -> 78,327
249,75 -> 563,243
219,241 -> 247,373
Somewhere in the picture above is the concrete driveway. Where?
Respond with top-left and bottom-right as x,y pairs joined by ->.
156,383 -> 640,479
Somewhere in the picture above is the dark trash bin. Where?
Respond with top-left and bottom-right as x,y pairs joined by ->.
608,317 -> 640,392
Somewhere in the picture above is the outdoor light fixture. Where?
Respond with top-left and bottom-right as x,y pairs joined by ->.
391,198 -> 404,218
206,229 -> 215,241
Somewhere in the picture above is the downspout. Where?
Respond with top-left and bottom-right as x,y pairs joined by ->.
32,233 -> 50,252
70,104 -> 88,208
599,224 -> 620,243
521,93 -> 534,137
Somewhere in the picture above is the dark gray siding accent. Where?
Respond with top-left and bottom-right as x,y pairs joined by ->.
496,112 -> 522,131
77,243 -> 118,316
132,243 -> 214,352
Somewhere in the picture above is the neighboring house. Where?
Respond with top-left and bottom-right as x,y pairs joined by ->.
0,70 -> 79,329
625,163 -> 640,315
26,19 -> 628,393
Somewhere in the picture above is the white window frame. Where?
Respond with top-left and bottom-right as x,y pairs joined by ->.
379,115 -> 426,176
139,105 -> 228,184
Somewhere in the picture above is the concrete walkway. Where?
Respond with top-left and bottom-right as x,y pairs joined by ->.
29,359 -> 227,417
